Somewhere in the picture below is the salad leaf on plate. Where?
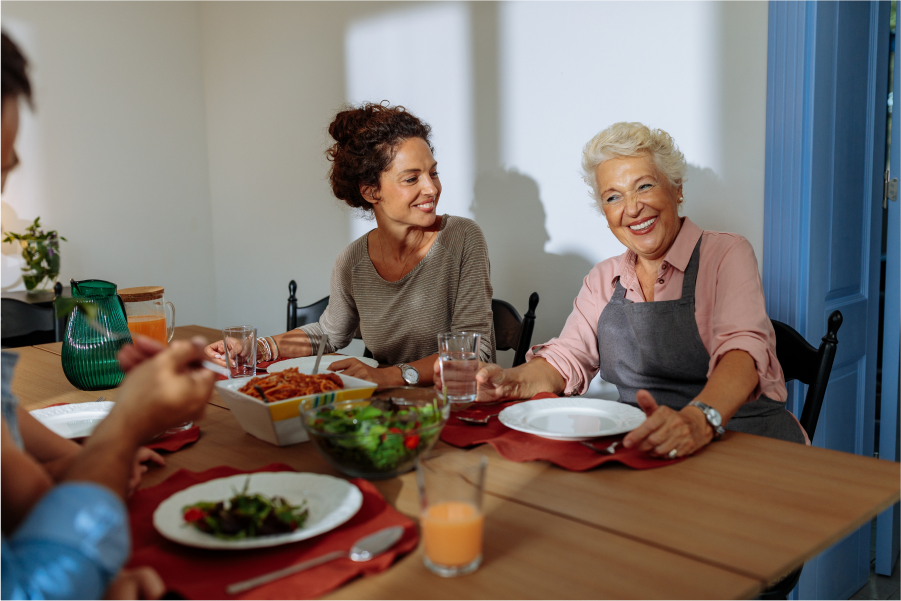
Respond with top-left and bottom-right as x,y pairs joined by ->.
181,479 -> 309,540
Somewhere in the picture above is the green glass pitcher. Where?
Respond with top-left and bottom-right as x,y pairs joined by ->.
60,279 -> 133,390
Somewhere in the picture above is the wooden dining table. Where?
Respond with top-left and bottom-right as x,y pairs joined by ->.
11,325 -> 900,599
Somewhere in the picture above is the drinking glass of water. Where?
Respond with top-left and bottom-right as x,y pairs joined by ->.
438,332 -> 481,403
223,325 -> 257,379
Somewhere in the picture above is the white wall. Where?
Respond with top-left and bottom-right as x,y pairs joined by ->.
197,1 -> 769,367
2,2 -> 769,367
489,1 -> 770,369
1,2 -> 217,328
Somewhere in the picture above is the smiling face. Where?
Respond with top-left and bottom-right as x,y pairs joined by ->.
596,154 -> 683,262
362,137 -> 440,229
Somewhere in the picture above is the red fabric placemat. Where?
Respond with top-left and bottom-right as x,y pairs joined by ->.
147,425 -> 200,452
127,463 -> 418,599
441,393 -> 687,471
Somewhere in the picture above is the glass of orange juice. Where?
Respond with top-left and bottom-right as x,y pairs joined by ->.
416,451 -> 487,577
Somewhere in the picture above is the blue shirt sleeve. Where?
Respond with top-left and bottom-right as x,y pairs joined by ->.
2,482 -> 130,600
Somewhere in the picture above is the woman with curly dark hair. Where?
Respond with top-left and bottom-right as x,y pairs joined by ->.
205,102 -> 495,387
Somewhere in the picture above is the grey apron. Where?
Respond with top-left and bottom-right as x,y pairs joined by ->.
597,238 -> 805,444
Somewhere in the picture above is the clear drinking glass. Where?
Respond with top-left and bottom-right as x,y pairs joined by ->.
223,326 -> 257,378
437,332 -> 481,403
416,450 -> 487,577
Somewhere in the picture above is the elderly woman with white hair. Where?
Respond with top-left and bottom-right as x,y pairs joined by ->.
444,121 -> 806,458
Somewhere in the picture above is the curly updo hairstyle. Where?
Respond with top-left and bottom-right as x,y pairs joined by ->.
327,101 -> 433,210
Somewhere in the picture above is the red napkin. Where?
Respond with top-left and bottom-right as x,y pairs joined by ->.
39,404 -> 199,453
127,463 -> 418,600
146,425 -> 200,453
441,393 -> 687,471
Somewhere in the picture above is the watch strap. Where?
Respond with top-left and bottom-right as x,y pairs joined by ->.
688,400 -> 725,440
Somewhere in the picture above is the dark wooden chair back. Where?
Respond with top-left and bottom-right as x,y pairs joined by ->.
492,292 -> 539,367
287,281 -> 330,331
286,280 -> 372,359
771,310 -> 843,440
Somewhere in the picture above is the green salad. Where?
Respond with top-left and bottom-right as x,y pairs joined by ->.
182,480 -> 309,540
306,397 -> 445,475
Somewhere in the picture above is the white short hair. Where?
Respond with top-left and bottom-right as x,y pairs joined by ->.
581,122 -> 686,204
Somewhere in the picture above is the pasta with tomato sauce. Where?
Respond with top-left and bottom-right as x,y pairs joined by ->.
239,368 -> 343,402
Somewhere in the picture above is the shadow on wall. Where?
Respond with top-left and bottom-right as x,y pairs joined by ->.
472,169 -> 595,368
683,163 -> 731,231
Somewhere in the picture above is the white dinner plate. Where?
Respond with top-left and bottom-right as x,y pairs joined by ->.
498,397 -> 646,441
268,355 -> 379,374
153,472 -> 363,550
29,401 -> 115,439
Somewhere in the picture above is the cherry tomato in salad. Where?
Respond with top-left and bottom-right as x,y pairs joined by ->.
183,507 -> 206,523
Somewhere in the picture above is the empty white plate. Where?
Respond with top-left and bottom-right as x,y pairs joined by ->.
268,355 -> 379,374
499,397 -> 646,441
30,401 -> 115,439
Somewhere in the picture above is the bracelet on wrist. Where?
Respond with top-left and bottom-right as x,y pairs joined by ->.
256,338 -> 272,363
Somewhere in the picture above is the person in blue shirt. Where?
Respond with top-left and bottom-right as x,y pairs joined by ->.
1,31 -> 217,600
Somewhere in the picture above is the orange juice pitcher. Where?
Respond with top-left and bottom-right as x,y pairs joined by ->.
119,286 -> 175,345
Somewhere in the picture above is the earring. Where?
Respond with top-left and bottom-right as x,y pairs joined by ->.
679,196 -> 684,201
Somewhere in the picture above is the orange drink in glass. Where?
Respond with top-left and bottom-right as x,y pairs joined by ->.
126,315 -> 168,345
119,286 -> 175,346
417,451 -> 487,577
421,501 -> 484,567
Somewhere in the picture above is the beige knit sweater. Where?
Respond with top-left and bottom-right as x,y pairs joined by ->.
300,215 -> 496,365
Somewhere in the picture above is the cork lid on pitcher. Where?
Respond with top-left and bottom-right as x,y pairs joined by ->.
119,286 -> 164,302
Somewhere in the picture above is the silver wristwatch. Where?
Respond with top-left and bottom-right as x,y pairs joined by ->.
396,363 -> 420,386
688,400 -> 725,440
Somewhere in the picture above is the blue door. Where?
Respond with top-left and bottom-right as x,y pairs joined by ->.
876,1 -> 901,576
764,1 -> 890,598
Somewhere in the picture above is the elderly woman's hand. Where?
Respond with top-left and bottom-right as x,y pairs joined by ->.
623,390 -> 713,458
433,361 -> 519,403
473,364 -> 523,402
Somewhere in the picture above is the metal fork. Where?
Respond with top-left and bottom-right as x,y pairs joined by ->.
457,412 -> 501,425
580,440 -> 620,454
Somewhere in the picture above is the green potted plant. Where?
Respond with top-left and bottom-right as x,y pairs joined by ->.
2,216 -> 66,292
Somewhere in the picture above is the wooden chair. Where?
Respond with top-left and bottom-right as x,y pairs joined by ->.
759,309 -> 843,600
286,287 -> 329,330
1,282 -> 66,348
492,292 -> 539,367
286,280 -> 372,359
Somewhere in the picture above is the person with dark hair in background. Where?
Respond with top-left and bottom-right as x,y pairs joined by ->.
205,101 -> 495,387
1,30 -> 216,600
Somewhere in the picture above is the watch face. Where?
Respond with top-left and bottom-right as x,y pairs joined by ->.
402,366 -> 419,385
705,407 -> 722,428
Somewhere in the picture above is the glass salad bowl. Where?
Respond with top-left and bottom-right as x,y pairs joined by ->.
300,387 -> 449,480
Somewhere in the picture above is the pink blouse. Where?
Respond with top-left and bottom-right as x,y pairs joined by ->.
529,218 -> 787,404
